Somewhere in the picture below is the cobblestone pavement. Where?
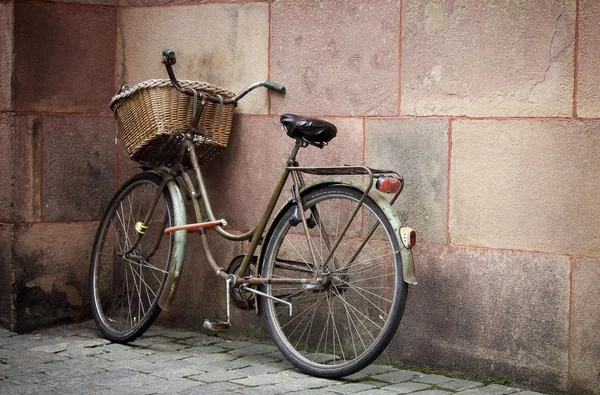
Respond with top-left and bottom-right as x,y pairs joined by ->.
0,322 -> 546,395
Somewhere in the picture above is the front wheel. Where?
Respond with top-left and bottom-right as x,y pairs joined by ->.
261,185 -> 408,378
89,172 -> 175,343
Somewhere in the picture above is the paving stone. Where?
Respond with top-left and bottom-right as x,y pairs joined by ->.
371,370 -> 420,383
456,384 -> 521,395
413,373 -> 455,385
183,357 -> 251,373
130,336 -> 175,347
139,377 -> 201,393
0,329 -> 16,338
43,363 -> 107,378
233,363 -> 289,376
28,342 -> 69,353
94,370 -> 167,390
95,350 -> 144,362
325,382 -> 380,393
0,382 -> 58,395
344,364 -> 398,380
232,372 -> 295,386
161,330 -> 203,340
187,368 -> 249,383
380,381 -> 432,393
179,381 -> 244,394
140,351 -> 189,363
142,360 -> 202,379
234,354 -> 281,365
103,359 -> 157,373
337,390 -> 394,395
178,345 -> 228,356
238,376 -> 339,395
6,372 -> 50,385
228,343 -> 279,356
145,341 -> 190,352
218,340 -> 256,350
48,378 -> 110,395
183,352 -> 238,365
405,391 -> 452,395
438,378 -> 485,391
179,334 -> 226,346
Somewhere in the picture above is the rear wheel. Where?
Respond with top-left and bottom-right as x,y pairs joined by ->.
89,172 -> 175,343
261,185 -> 408,378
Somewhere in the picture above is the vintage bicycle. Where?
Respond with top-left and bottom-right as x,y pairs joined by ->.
89,49 -> 417,378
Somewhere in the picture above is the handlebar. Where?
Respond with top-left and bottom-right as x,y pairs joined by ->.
161,49 -> 286,104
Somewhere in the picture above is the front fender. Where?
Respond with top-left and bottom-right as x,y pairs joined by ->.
257,178 -> 417,287
157,179 -> 188,311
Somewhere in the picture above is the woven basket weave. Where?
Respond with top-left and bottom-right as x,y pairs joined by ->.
110,79 -> 236,167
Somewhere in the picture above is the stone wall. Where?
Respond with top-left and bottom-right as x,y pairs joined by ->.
0,0 -> 117,331
1,0 -> 598,393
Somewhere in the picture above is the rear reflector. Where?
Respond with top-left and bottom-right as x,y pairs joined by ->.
376,176 -> 402,194
400,227 -> 416,249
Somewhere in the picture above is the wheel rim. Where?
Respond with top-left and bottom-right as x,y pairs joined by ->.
264,189 -> 401,371
92,179 -> 173,336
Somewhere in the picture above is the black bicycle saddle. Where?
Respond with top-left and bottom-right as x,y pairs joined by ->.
280,114 -> 337,145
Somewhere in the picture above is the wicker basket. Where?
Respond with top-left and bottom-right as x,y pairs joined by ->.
109,79 -> 236,167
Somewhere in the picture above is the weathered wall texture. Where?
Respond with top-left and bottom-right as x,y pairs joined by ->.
1,0 -> 117,332
2,0 -> 599,394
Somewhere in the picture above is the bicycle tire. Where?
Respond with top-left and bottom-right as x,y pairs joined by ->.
260,185 -> 408,378
89,172 -> 175,343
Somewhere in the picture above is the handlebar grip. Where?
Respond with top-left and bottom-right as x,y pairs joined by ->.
263,81 -> 286,94
162,49 -> 176,66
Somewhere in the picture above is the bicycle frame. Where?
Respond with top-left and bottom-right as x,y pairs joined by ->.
134,129 -> 418,312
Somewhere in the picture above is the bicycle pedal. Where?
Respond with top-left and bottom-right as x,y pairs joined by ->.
203,319 -> 230,332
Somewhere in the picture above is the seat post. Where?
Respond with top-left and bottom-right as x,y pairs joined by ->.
288,138 -> 304,164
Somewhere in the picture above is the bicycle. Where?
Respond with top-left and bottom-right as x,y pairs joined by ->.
89,49 -> 417,378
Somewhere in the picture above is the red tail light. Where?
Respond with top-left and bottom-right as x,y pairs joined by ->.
400,227 -> 416,249
376,176 -> 402,194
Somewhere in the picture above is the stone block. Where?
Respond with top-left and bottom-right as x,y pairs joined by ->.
365,118 -> 448,243
0,1 -> 13,111
569,257 -> 600,394
402,0 -> 575,117
13,115 -> 42,223
270,0 -> 400,116
388,244 -> 570,391
13,1 -> 115,113
42,115 -> 115,222
0,224 -> 13,328
11,222 -> 98,332
577,0 -> 600,118
0,113 -> 14,221
47,0 -> 116,5
117,3 -> 268,115
202,115 -> 362,231
450,119 -> 600,256
116,136 -> 141,187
